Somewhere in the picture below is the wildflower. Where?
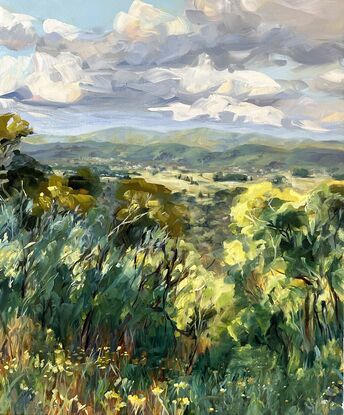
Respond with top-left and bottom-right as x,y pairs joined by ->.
209,408 -> 215,413
237,380 -> 245,388
173,381 -> 189,392
20,381 -> 29,391
115,401 -> 127,410
128,394 -> 146,408
116,346 -> 122,351
105,390 -> 120,400
220,388 -> 226,394
152,386 -> 164,396
178,397 -> 190,406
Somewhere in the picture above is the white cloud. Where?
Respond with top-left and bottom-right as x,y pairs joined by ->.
315,68 -> 344,94
43,19 -> 84,41
150,94 -> 284,127
0,56 -> 32,95
27,52 -> 84,103
144,54 -> 282,100
0,6 -> 37,50
0,52 -> 84,104
114,0 -> 190,40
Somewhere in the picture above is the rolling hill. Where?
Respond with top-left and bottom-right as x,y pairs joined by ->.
22,128 -> 344,172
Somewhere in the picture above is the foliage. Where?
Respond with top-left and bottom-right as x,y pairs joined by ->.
292,167 -> 311,178
224,180 -> 343,378
0,116 -> 342,414
0,113 -> 33,192
272,175 -> 287,185
0,178 -> 341,414
115,178 -> 187,238
0,113 -> 32,143
213,172 -> 248,182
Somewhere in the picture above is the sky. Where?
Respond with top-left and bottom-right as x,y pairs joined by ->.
0,0 -> 343,137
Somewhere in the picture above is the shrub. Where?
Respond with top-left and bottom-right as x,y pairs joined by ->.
213,172 -> 248,182
292,167 -> 311,178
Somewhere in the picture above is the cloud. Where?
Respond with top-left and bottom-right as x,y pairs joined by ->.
186,0 -> 344,66
0,52 -> 84,104
150,94 -> 284,127
0,1 -> 343,135
240,0 -> 344,41
314,68 -> 344,95
0,56 -> 32,96
114,0 -> 190,40
27,52 -> 84,103
43,19 -> 85,42
0,6 -> 37,50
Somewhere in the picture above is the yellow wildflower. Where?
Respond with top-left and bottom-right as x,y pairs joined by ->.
178,397 -> 190,406
115,401 -> 127,410
105,390 -> 120,400
128,394 -> 146,408
152,386 -> 164,396
173,381 -> 189,391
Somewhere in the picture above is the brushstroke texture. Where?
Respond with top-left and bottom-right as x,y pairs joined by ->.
0,0 -> 342,135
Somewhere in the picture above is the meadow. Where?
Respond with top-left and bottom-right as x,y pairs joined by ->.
0,113 -> 342,414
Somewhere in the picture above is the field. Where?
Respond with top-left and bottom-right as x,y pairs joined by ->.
0,116 -> 343,414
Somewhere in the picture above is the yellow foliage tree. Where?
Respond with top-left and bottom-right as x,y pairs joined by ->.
116,178 -> 187,237
34,175 -> 96,215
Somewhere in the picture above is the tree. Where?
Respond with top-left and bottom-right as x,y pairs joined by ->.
292,167 -> 311,178
224,181 -> 343,369
0,113 -> 33,190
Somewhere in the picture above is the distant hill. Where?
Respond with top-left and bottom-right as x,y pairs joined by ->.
25,127 -> 307,151
22,132 -> 344,172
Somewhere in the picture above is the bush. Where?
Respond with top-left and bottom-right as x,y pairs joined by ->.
213,172 -> 248,182
272,174 -> 287,185
292,167 -> 311,178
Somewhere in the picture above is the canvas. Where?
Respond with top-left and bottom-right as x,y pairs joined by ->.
0,1 -> 343,414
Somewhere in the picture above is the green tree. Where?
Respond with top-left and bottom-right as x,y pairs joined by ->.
292,167 -> 311,178
225,182 -> 343,369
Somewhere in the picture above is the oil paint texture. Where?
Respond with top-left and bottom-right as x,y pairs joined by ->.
0,0 -> 342,414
